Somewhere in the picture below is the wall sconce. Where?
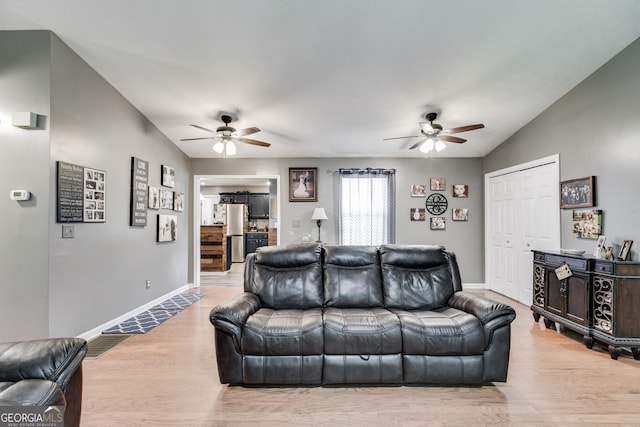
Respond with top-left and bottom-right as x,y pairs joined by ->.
311,207 -> 328,243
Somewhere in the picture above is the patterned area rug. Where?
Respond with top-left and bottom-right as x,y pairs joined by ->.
103,293 -> 205,334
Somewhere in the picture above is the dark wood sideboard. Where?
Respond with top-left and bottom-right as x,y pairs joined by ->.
531,250 -> 640,360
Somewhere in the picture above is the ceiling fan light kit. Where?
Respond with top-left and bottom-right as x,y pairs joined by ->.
384,112 -> 484,154
180,114 -> 270,156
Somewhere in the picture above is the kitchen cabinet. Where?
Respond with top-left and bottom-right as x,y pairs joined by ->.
249,194 -> 269,219
200,225 -> 228,272
246,232 -> 269,255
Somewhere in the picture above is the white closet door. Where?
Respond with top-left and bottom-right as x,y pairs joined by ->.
485,156 -> 560,305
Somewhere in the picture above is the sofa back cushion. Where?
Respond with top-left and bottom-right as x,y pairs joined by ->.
379,245 -> 461,310
246,243 -> 324,309
323,245 -> 383,307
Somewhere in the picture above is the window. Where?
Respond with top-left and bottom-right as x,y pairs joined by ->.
338,168 -> 396,245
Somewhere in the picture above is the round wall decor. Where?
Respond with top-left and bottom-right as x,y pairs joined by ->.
425,193 -> 448,215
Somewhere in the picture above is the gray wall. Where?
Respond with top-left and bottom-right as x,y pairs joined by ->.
0,31 -> 52,340
0,31 -> 191,341
191,156 -> 485,283
484,37 -> 640,259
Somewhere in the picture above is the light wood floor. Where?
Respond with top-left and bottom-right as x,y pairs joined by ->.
82,264 -> 640,426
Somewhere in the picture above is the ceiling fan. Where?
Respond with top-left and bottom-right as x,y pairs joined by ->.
384,112 -> 484,153
180,115 -> 270,155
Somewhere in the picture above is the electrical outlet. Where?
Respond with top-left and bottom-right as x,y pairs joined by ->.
145,280 -> 151,289
62,225 -> 74,238
292,220 -> 300,228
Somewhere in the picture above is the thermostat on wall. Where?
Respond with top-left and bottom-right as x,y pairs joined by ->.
10,190 -> 31,201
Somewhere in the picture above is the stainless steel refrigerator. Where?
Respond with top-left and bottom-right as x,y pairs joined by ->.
226,204 -> 247,262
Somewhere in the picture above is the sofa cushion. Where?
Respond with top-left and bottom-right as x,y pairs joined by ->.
242,308 -> 324,356
392,308 -> 485,355
249,243 -> 323,309
323,245 -> 383,307
323,308 -> 401,354
380,245 -> 457,310
0,379 -> 66,407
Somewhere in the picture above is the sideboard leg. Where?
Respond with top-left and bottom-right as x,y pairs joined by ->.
532,312 -> 541,322
583,335 -> 594,349
632,348 -> 640,360
543,318 -> 554,330
608,345 -> 621,360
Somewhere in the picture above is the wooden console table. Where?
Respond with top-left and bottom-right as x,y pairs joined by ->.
531,250 -> 640,360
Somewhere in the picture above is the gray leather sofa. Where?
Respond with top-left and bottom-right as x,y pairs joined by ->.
210,243 -> 516,385
0,338 -> 87,427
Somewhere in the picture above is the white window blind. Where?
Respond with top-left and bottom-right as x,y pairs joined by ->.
338,168 -> 396,245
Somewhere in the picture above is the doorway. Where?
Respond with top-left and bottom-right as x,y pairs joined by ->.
484,155 -> 560,304
193,174 -> 281,287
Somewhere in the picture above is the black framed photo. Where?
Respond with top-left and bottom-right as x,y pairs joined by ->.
289,167 -> 317,202
618,240 -> 633,261
410,208 -> 426,221
161,164 -> 175,188
160,188 -> 174,210
157,214 -> 177,242
560,176 -> 595,209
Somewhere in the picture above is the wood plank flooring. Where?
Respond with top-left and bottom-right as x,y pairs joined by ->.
82,264 -> 640,426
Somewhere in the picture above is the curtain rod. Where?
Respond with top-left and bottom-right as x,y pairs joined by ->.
327,168 -> 396,174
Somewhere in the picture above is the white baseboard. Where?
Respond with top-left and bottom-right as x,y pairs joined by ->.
462,282 -> 486,290
77,284 -> 190,341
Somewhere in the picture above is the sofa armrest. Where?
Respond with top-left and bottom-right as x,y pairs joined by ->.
210,292 -> 261,328
0,338 -> 87,391
448,291 -> 516,325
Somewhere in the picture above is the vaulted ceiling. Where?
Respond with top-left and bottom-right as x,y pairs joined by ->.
2,1 -> 640,158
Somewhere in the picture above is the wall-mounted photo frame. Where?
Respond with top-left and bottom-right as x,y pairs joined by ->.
289,167 -> 317,202
410,208 -> 426,221
452,184 -> 469,198
430,178 -> 446,191
560,176 -> 595,209
430,217 -> 446,230
572,209 -> 602,239
174,192 -> 184,212
411,184 -> 426,197
157,214 -> 177,242
160,188 -> 174,210
84,167 -> 106,223
148,186 -> 160,209
618,240 -> 633,261
161,164 -> 175,188
452,208 -> 469,221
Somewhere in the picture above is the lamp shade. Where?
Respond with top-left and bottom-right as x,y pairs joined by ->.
311,207 -> 328,221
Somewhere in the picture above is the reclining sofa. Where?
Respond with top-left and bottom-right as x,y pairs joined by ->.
210,243 -> 516,385
0,338 -> 87,427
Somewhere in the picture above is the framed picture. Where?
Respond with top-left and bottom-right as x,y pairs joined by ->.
572,209 -> 602,239
430,217 -> 446,230
594,235 -> 606,257
452,184 -> 469,198
452,208 -> 469,221
411,184 -> 426,197
618,240 -> 633,261
160,188 -> 174,210
84,167 -> 106,223
173,192 -> 184,212
289,168 -> 317,202
410,208 -> 426,221
560,176 -> 595,209
148,186 -> 160,209
430,178 -> 446,191
161,164 -> 175,188
157,214 -> 177,242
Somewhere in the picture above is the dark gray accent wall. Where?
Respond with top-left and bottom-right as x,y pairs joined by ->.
484,37 -> 640,259
0,31 -> 191,341
191,157 -> 485,282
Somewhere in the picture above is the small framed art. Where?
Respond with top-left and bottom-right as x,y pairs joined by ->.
157,214 -> 177,242
560,176 -> 595,209
430,178 -> 446,191
410,208 -> 426,221
618,240 -> 633,261
411,184 -> 426,197
452,208 -> 469,221
430,217 -> 446,230
453,184 -> 468,198
161,164 -> 175,188
289,168 -> 317,202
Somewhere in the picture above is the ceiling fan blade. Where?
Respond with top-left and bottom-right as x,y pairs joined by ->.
446,124 -> 484,134
409,140 -> 425,150
383,135 -> 421,141
419,122 -> 434,133
180,137 -> 217,141
189,124 -> 217,133
438,135 -> 467,144
234,127 -> 260,137
239,137 -> 271,147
